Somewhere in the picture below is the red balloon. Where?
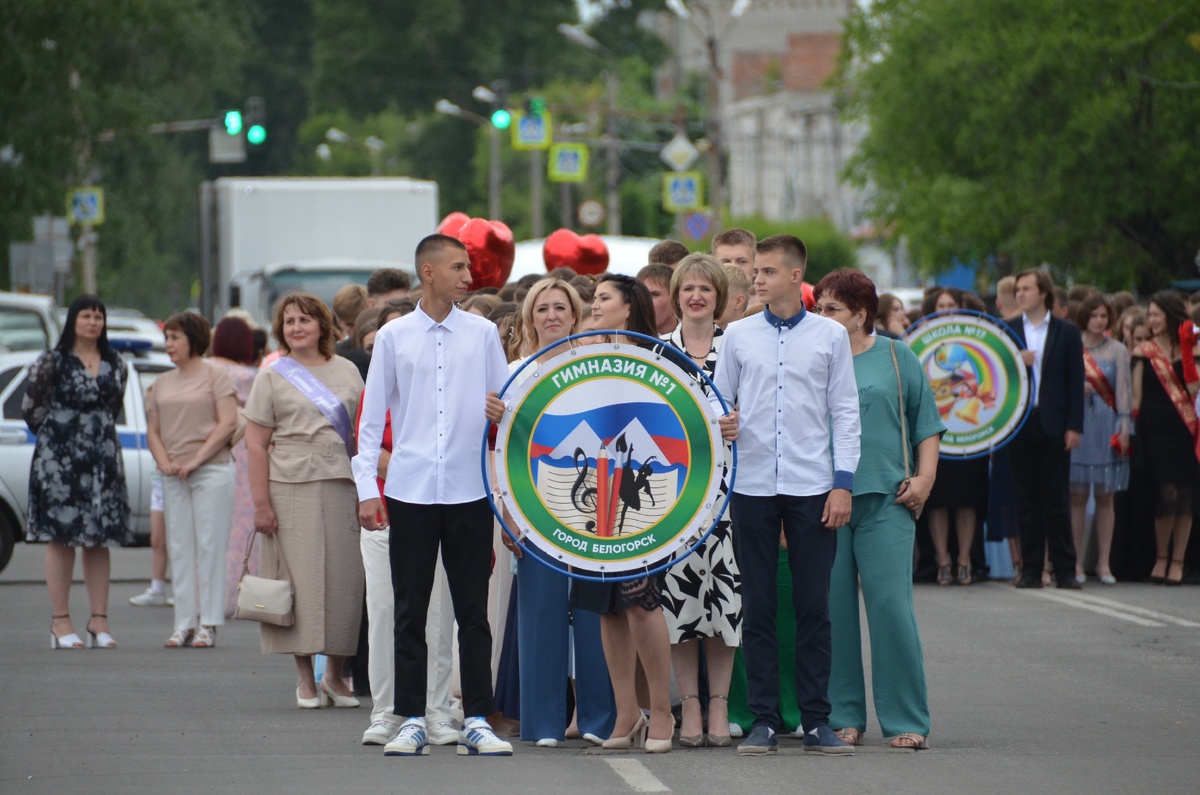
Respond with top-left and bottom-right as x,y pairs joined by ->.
802,281 -> 815,310
543,228 -> 610,275
436,211 -> 470,237
457,218 -> 515,290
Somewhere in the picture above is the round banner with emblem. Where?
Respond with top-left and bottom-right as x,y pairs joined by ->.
903,311 -> 1031,459
489,333 -> 730,579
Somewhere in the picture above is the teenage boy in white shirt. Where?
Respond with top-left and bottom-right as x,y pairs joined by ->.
355,234 -> 512,757
713,234 -> 861,756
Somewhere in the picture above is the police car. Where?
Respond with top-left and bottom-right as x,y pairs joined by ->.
0,340 -> 173,572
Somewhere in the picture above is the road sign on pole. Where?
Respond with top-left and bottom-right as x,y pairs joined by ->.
660,132 -> 700,172
512,110 -> 552,150
663,172 -> 703,212
67,188 -> 105,225
548,143 -> 588,182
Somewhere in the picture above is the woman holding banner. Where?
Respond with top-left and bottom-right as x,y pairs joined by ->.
815,270 -> 944,750
488,278 -> 617,747
573,274 -> 675,753
1131,292 -> 1199,586
1069,294 -> 1131,585
243,293 -> 365,707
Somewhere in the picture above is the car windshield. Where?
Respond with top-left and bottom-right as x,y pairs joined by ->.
266,270 -> 376,315
0,308 -> 51,353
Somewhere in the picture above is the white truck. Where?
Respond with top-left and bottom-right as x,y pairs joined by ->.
197,177 -> 438,326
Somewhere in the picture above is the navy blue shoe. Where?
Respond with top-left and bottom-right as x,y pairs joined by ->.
737,724 -> 778,755
802,725 -> 855,755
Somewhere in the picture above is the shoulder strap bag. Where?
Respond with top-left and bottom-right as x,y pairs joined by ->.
891,339 -> 922,520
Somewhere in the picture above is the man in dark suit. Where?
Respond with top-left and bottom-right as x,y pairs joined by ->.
1006,269 -> 1085,589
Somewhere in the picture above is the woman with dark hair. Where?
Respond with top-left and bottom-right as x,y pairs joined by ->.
209,315 -> 263,617
1069,295 -> 1130,585
24,295 -> 131,648
147,312 -> 239,648
1131,291 -> 1199,585
573,273 -> 674,753
876,293 -> 910,338
244,293 -> 365,706
814,270 -> 943,750
920,288 -> 989,585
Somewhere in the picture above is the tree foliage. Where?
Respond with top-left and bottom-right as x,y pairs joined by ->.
837,0 -> 1200,291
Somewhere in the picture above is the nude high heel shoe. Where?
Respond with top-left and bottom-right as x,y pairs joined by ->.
645,714 -> 674,754
602,713 -> 647,749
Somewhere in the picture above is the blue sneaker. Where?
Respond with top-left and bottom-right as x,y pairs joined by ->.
802,725 -> 855,755
458,718 -> 513,756
737,724 -> 778,755
383,719 -> 430,756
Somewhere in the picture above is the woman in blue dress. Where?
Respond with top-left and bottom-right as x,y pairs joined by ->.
1069,294 -> 1131,584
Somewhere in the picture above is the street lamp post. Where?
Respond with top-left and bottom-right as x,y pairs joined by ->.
436,97 -> 502,221
558,23 -> 621,235
667,0 -> 752,233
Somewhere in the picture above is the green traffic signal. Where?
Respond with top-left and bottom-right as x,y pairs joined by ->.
491,109 -> 512,129
529,96 -> 546,115
224,110 -> 243,135
247,124 -> 267,145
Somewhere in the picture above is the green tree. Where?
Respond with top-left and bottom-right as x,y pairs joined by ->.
837,0 -> 1200,291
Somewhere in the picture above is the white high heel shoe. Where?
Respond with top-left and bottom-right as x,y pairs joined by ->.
86,614 -> 116,649
296,685 -> 320,709
50,615 -> 84,649
318,679 -> 360,708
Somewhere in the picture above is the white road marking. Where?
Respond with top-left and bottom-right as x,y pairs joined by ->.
1027,590 -> 1164,626
604,758 -> 671,793
1066,592 -> 1200,627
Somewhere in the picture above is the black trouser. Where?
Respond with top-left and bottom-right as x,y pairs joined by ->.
386,497 -> 495,720
1008,410 -> 1076,580
730,492 -> 836,734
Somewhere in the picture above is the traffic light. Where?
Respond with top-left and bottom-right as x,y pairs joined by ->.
490,80 -> 511,129
528,96 -> 546,115
223,109 -> 243,136
245,97 -> 267,146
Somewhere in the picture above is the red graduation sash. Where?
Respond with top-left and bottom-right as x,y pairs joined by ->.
1082,348 -> 1117,412
1138,340 -> 1200,464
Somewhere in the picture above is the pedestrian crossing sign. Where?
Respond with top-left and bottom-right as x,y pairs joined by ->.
663,172 -> 702,212
67,187 -> 105,225
548,143 -> 588,182
512,110 -> 552,150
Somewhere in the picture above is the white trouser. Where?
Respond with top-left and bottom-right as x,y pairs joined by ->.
161,462 -> 234,631
361,527 -> 460,727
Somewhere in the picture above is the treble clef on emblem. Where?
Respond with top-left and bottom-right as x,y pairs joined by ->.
570,447 -> 598,533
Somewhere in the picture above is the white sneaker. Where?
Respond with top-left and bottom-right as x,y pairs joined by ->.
427,721 -> 459,746
458,718 -> 513,756
383,719 -> 429,756
362,719 -> 398,746
535,738 -> 558,747
129,588 -> 168,607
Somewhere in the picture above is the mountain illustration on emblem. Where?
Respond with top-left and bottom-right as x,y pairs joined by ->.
530,403 -> 688,537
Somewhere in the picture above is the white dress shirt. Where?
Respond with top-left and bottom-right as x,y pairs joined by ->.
353,302 -> 509,505
1022,311 -> 1050,408
712,306 -> 861,498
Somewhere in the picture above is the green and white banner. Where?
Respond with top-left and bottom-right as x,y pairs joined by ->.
493,342 -> 725,575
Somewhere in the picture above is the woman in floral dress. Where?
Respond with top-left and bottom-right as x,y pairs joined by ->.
25,295 -> 131,649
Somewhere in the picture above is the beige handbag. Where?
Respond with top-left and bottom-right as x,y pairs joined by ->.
234,531 -> 295,626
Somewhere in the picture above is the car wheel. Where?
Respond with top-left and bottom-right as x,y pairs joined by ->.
0,510 -> 15,574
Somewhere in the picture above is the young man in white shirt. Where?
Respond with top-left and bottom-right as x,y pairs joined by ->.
713,234 -> 861,757
355,234 -> 513,757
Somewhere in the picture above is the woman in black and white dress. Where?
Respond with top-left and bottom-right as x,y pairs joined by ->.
658,253 -> 741,747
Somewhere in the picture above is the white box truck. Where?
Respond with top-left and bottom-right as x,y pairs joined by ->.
197,177 -> 438,326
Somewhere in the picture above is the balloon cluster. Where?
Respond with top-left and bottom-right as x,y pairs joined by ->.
436,212 -> 515,290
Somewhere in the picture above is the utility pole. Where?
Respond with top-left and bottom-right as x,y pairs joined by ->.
488,124 -> 502,220
605,67 -> 621,236
530,149 -> 545,238
705,34 -> 724,235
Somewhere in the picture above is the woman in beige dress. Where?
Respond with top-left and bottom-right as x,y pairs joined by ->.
243,293 -> 365,709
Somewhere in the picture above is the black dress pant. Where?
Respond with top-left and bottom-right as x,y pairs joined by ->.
386,497 -> 495,720
730,492 -> 836,733
1008,410 -> 1076,579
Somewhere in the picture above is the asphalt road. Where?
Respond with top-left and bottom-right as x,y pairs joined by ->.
1,545 -> 1197,794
